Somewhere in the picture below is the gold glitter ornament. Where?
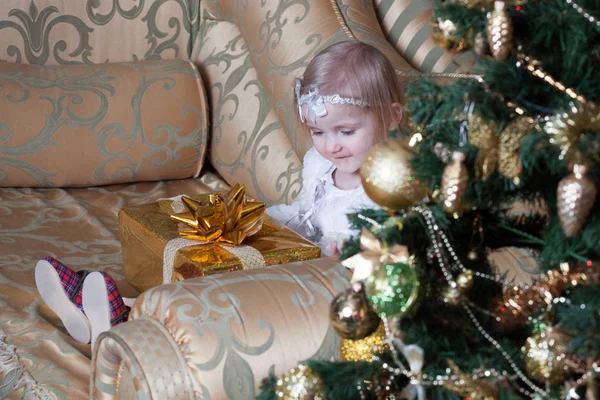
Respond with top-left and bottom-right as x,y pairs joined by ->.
522,327 -> 572,384
468,115 -> 534,182
456,270 -> 474,294
557,164 -> 597,237
444,360 -> 499,399
431,18 -> 473,52
329,282 -> 381,340
441,151 -> 469,214
441,285 -> 462,305
275,364 -> 325,400
486,1 -> 513,61
545,102 -> 600,163
360,139 -> 428,211
340,321 -> 388,362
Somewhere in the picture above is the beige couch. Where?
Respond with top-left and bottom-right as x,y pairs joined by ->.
0,1 -> 476,399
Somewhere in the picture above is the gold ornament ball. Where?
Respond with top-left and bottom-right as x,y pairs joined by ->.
329,283 -> 381,340
340,321 -> 388,362
522,328 -> 572,384
275,364 -> 324,400
557,164 -> 597,238
456,270 -> 474,294
442,285 -> 462,305
360,139 -> 429,211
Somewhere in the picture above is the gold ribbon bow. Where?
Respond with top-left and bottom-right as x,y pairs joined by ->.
443,360 -> 499,400
170,184 -> 266,246
342,229 -> 410,283
468,115 -> 535,183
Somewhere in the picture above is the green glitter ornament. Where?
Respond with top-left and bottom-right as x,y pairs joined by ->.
364,258 -> 421,318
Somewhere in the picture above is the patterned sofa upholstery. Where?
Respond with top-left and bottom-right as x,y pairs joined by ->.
0,1 -> 474,399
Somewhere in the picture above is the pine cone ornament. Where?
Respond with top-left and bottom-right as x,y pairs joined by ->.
441,151 -> 469,214
557,164 -> 597,237
487,1 -> 513,60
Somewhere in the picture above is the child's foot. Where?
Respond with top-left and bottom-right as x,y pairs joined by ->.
35,257 -> 91,343
82,271 -> 129,350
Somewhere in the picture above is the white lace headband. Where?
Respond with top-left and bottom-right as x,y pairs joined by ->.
295,78 -> 369,123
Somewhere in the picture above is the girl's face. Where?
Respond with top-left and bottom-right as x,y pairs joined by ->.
304,104 -> 378,175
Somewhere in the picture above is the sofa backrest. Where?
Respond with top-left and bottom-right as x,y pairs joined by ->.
374,0 -> 478,72
193,0 -> 417,205
0,0 -> 198,65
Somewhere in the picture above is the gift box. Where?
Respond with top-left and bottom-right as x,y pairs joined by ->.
119,186 -> 321,292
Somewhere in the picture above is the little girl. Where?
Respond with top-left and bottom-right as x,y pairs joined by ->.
35,41 -> 405,349
267,41 -> 404,256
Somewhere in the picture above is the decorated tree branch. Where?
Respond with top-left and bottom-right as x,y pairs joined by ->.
259,0 -> 600,398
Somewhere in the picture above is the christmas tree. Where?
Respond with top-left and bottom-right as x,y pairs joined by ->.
259,0 -> 600,398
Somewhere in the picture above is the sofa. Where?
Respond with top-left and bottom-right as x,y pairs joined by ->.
0,1 -> 487,399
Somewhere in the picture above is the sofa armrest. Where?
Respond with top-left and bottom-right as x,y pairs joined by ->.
91,257 -> 349,399
91,317 -> 197,399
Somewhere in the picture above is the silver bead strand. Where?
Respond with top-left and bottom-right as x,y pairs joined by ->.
565,0 -> 600,30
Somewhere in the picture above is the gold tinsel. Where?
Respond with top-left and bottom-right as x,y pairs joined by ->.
545,102 -> 600,163
468,115 -> 534,183
275,364 -> 324,400
523,327 -> 572,384
443,360 -> 499,399
492,263 -> 600,333
340,322 -> 388,362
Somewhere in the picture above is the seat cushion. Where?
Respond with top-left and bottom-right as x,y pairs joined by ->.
0,59 -> 209,187
0,172 -> 228,398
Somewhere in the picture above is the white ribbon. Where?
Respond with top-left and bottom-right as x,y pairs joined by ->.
160,195 -> 266,284
391,338 -> 425,400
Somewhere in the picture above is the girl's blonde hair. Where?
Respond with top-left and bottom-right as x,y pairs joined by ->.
298,41 -> 404,142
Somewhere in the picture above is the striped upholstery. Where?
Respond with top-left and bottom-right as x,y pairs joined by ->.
374,0 -> 478,73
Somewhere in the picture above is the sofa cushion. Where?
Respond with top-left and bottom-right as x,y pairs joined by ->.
0,173 -> 228,398
0,59 -> 209,187
0,0 -> 198,65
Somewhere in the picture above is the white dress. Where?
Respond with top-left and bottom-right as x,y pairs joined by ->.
266,147 -> 380,256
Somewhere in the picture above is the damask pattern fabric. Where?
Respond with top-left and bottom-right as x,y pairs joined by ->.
120,257 -> 349,400
0,0 -> 198,65
0,175 -> 228,399
192,18 -> 303,206
194,0 -> 416,205
374,0 -> 478,73
0,60 -> 209,187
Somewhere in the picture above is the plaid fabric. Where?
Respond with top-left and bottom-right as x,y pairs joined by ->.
42,256 -> 85,312
98,272 -> 128,326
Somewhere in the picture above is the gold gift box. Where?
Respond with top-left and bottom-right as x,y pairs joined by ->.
119,198 -> 321,292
